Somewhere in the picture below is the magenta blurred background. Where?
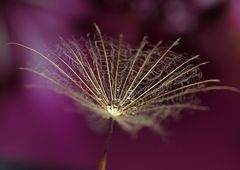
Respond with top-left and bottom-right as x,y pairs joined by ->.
0,0 -> 240,169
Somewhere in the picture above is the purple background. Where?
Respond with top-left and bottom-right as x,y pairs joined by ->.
0,0 -> 240,169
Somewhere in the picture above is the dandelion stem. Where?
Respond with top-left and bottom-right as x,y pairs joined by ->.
98,118 -> 115,170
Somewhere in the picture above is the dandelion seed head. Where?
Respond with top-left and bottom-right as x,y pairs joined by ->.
14,24 -> 240,135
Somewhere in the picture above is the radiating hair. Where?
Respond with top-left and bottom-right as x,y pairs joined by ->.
10,24 -> 239,134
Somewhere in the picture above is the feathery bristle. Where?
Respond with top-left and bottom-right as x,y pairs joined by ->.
10,25 -> 240,134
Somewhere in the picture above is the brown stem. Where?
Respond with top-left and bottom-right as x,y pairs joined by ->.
98,118 -> 115,170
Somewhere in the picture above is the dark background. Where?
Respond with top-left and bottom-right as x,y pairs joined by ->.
0,0 -> 240,169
